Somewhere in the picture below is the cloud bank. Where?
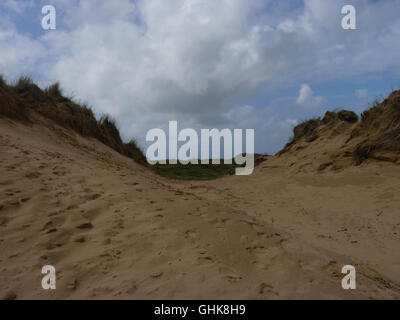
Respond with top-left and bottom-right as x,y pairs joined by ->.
1,0 -> 400,154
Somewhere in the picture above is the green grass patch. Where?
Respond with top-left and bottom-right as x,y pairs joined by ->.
152,161 -> 242,181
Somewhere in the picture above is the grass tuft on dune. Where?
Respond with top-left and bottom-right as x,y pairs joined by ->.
0,74 -> 147,166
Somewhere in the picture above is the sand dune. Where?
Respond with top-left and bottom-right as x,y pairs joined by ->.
1,117 -> 399,299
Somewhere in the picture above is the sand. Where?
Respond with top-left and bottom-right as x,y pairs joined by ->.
0,118 -> 399,299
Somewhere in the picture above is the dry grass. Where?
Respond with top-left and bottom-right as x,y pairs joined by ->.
0,74 -> 7,89
44,82 -> 63,100
0,76 -> 146,165
390,96 -> 400,121
292,118 -> 321,141
352,91 -> 400,164
0,75 -> 28,121
279,101 -> 398,164
337,110 -> 358,123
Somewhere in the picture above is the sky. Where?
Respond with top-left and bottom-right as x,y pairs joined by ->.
1,0 -> 400,155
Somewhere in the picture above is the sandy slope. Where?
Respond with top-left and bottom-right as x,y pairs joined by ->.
0,118 -> 399,299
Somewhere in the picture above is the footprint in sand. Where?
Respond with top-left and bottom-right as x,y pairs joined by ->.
76,222 -> 94,229
125,182 -> 139,186
0,217 -> 10,227
85,193 -> 102,201
7,199 -> 20,206
150,271 -> 163,278
184,230 -> 197,239
245,240 -> 266,254
24,171 -> 41,179
41,220 -> 55,231
257,282 -> 279,296
74,236 -> 86,243
219,267 -> 242,283
46,227 -> 58,234
197,250 -> 214,263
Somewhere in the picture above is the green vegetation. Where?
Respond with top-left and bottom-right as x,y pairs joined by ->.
153,161 -> 242,180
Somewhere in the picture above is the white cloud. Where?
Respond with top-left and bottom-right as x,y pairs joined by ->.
4,0 -> 33,14
296,84 -> 323,108
0,27 -> 45,77
1,0 -> 400,153
277,20 -> 295,33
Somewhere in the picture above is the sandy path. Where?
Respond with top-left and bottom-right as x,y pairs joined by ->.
0,119 -> 399,299
184,158 -> 400,298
